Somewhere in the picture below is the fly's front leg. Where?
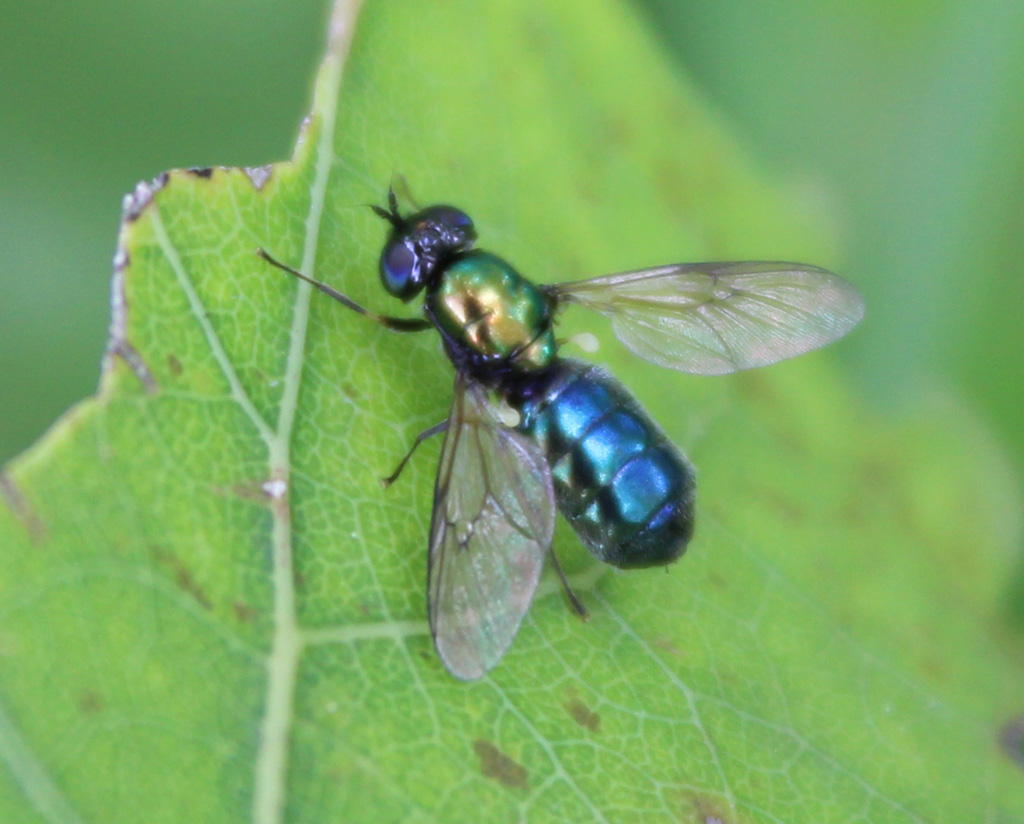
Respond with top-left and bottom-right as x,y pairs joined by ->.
257,248 -> 432,333
381,420 -> 448,488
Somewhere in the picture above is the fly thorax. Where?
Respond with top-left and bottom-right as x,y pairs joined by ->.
430,251 -> 556,370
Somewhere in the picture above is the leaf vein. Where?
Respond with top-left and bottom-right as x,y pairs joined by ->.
149,208 -> 276,448
251,3 -> 364,824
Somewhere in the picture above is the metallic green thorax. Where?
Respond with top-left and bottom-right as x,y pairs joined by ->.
428,251 -> 556,370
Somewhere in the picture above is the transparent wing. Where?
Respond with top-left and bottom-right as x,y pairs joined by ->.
428,376 -> 555,680
551,261 -> 864,375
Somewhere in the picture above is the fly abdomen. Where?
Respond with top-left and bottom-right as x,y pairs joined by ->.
514,359 -> 695,568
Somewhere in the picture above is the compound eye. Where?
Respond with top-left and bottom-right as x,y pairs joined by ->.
380,240 -> 420,300
427,206 -> 474,232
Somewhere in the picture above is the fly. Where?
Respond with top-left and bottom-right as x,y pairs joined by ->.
258,187 -> 864,680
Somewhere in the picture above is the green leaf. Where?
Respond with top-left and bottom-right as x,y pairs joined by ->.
2,1 -> 1022,822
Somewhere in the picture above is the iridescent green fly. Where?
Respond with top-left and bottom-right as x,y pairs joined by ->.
259,187 -> 863,680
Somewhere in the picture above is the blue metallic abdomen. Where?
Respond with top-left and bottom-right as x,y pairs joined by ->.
513,360 -> 695,568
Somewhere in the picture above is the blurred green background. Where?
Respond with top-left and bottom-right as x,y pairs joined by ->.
1,0 -> 1022,494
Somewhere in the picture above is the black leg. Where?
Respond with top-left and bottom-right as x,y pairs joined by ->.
381,420 -> 448,487
257,249 -> 431,333
549,549 -> 589,620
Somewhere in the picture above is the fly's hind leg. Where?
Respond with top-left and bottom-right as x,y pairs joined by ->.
381,420 -> 448,488
549,548 -> 590,620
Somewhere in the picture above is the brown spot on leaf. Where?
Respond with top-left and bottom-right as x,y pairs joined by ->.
708,571 -> 729,591
1000,715 -> 1024,772
233,602 -> 257,623
0,472 -> 44,541
167,353 -> 183,376
564,695 -> 601,733
153,549 -> 212,610
733,369 -> 781,405
653,637 -> 682,656
674,793 -> 736,824
655,159 -> 691,215
473,739 -> 528,790
919,656 -> 947,684
188,166 -> 213,178
78,691 -> 103,715
174,567 -> 212,609
233,482 -> 270,503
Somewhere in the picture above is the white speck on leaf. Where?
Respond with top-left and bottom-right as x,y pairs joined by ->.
262,479 -> 288,500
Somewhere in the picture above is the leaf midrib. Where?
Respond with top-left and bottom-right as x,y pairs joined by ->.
248,3 -> 355,823
137,3 -> 361,823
